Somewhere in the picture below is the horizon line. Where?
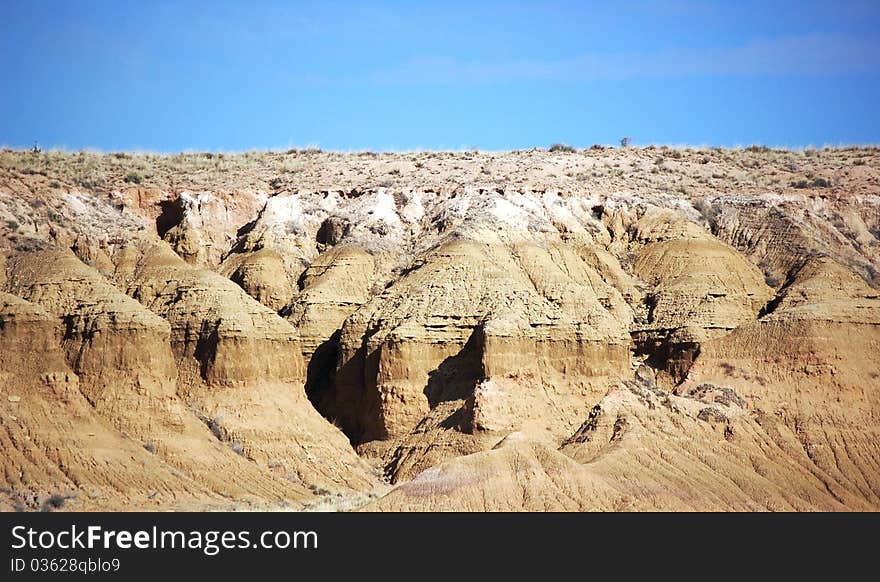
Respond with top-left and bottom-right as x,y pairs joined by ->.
4,143 -> 880,156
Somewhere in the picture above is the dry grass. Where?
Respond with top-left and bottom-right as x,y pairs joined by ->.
1,146 -> 878,204
302,485 -> 390,512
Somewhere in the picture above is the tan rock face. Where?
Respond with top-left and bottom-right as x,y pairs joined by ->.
712,195 -> 880,289
324,238 -> 636,482
116,242 -> 302,389
369,379 -> 876,511
2,251 -> 328,507
221,248 -> 294,311
1,147 -> 878,511
671,258 -> 880,509
6,248 -> 178,406
0,293 -> 211,511
119,188 -> 270,268
284,245 -> 376,354
624,208 -> 775,385
280,245 -> 376,424
110,241 -> 377,492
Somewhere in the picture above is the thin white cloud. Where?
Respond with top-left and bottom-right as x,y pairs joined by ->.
366,34 -> 880,85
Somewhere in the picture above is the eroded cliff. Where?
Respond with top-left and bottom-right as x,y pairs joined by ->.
1,146 -> 878,511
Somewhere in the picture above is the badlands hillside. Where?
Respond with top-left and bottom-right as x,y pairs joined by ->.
0,145 -> 878,511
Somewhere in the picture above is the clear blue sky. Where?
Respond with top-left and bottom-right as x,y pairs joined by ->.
2,0 -> 879,151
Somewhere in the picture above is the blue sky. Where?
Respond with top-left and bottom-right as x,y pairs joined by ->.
1,0 -> 879,151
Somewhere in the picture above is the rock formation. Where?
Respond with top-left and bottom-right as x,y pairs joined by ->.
1,146 -> 878,511
111,241 -> 377,492
3,248 -> 316,505
0,292 -> 207,511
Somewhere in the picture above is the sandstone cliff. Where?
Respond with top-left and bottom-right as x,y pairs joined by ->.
0,292 -> 211,511
1,146 -> 877,511
3,248 -> 315,505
